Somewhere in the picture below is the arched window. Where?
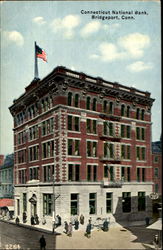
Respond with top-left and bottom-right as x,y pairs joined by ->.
127,106 -> 130,118
136,108 -> 140,120
141,109 -> 145,120
92,98 -> 97,111
121,104 -> 125,116
68,92 -> 72,106
86,96 -> 91,110
109,102 -> 113,114
74,94 -> 79,108
103,100 -> 107,113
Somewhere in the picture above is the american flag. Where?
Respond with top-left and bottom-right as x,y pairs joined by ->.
36,44 -> 47,62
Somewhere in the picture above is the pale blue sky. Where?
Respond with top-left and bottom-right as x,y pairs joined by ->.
0,0 -> 161,155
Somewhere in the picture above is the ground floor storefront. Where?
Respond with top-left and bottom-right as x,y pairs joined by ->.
14,181 -> 153,226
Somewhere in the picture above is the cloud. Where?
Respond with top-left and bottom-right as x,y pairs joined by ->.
90,42 -> 126,62
3,30 -> 24,46
50,15 -> 80,39
90,32 -> 150,63
80,21 -> 101,37
127,61 -> 153,72
118,33 -> 150,58
32,16 -> 46,25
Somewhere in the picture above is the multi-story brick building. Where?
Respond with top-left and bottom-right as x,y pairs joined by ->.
9,66 -> 154,225
0,154 -> 14,198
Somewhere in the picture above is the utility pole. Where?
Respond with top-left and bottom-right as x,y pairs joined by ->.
52,168 -> 55,233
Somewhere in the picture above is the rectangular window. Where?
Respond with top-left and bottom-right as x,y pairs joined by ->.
87,141 -> 91,157
126,126 -> 131,138
71,193 -> 78,215
127,145 -> 130,159
121,125 -> 125,138
92,142 -> 97,157
68,116 -> 72,130
142,147 -> 146,161
89,193 -> 96,215
138,192 -> 146,211
74,117 -> 79,131
154,168 -> 159,178
137,168 -> 140,182
141,128 -> 145,140
122,192 -> 131,213
109,123 -> 113,136
136,147 -> 140,160
87,119 -> 91,133
75,165 -> 80,181
23,193 -> 27,212
93,165 -> 97,181
74,140 -> 80,156
68,139 -> 73,155
121,145 -> 125,159
104,122 -> 107,135
136,127 -> 140,140
106,193 -> 112,213
87,165 -> 97,181
68,164 -> 73,181
93,120 -> 97,134
43,194 -> 52,215
142,168 -> 145,182
121,166 -> 125,181
127,167 -> 130,182
104,165 -> 108,178
87,165 -> 91,181
68,164 -> 80,181
109,166 -> 114,181
43,165 -> 53,182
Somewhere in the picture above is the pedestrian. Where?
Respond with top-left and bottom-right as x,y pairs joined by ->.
31,215 -> 35,225
74,218 -> 79,230
55,215 -> 59,228
80,214 -> 84,225
145,216 -> 150,226
64,221 -> 69,234
67,222 -> 73,237
15,217 -> 19,225
41,215 -> 46,225
35,214 -> 39,225
102,218 -> 109,232
39,235 -> 46,250
23,212 -> 27,223
85,221 -> 91,238
70,215 -> 75,225
154,234 -> 159,245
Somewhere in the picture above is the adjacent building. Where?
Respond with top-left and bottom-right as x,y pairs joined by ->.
9,66 -> 154,224
152,137 -> 162,195
0,154 -> 14,198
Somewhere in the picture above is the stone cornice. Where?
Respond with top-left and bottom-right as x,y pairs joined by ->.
9,66 -> 155,115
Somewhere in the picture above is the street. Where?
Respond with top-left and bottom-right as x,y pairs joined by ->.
0,220 -> 160,249
0,221 -> 56,249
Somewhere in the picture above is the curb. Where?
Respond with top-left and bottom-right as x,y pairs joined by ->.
0,219 -> 60,235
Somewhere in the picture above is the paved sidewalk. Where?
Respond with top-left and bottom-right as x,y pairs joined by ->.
1,218 -> 159,249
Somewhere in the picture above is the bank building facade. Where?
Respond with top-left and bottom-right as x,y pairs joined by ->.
9,66 -> 154,226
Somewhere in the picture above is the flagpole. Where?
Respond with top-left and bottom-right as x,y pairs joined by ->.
34,41 -> 39,79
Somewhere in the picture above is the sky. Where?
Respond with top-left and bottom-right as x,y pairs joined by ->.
0,0 -> 161,155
